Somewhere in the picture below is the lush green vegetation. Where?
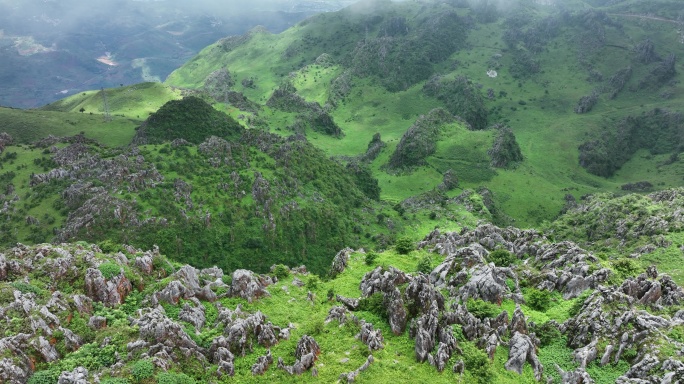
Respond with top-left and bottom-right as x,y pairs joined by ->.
133,96 -> 244,144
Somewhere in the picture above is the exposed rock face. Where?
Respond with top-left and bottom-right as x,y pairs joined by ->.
88,315 -> 107,330
251,350 -> 273,375
129,307 -> 206,368
410,301 -> 460,372
505,332 -> 543,380
358,321 -> 384,351
277,335 -> 321,375
58,366 -> 89,384
459,264 -> 519,304
84,268 -> 132,307
621,267 -> 684,307
229,269 -> 273,303
330,248 -> 353,278
336,295 -> 360,311
326,306 -> 352,325
533,241 -> 610,299
359,266 -> 410,334
178,299 -> 206,333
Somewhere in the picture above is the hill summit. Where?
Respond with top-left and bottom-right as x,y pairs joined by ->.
133,96 -> 244,145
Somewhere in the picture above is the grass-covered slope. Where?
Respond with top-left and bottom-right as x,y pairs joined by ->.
164,0 -> 684,226
0,107 -> 138,146
0,127 -> 483,275
40,82 -> 182,119
4,186 -> 684,383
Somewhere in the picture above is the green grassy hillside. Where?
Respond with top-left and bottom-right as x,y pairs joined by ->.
165,0 -> 684,226
41,82 -> 182,119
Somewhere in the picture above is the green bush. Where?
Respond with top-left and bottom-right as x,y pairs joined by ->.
27,370 -> 60,384
131,359 -> 154,382
271,264 -> 290,279
526,288 -> 552,311
416,255 -> 433,274
568,290 -> 592,318
462,342 -> 493,384
395,236 -> 415,255
487,249 -> 516,267
466,298 -> 499,319
98,262 -> 121,279
530,321 -> 562,347
10,281 -> 43,296
364,251 -> 379,266
156,372 -> 196,384
358,293 -> 387,320
612,259 -> 641,279
98,239 -> 122,253
306,275 -> 321,290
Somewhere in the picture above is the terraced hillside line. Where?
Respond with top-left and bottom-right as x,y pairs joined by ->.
608,13 -> 681,25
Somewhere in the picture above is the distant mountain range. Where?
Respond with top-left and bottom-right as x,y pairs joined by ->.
0,0 -> 354,108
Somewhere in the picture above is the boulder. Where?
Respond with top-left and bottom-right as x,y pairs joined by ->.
88,316 -> 107,330
358,321 -> 384,351
325,306 -> 350,325
57,366 -> 88,384
178,299 -> 206,333
555,365 -> 595,384
251,350 -> 273,375
230,269 -> 273,303
330,248 -> 353,278
84,268 -> 132,307
505,332 -> 543,380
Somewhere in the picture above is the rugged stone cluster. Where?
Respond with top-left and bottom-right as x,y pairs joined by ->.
0,243 -> 285,383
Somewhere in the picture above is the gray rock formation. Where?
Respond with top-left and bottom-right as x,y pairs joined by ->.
251,350 -> 273,375
336,295 -> 360,311
330,248 -> 353,278
277,335 -> 321,375
326,306 -> 351,325
555,365 -> 595,384
58,366 -> 89,384
505,332 -> 543,380
230,269 -> 273,303
178,299 -> 206,333
358,321 -> 384,351
84,268 -> 132,307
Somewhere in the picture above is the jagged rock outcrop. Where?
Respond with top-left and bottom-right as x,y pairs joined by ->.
459,263 -> 520,304
326,306 -> 354,325
330,248 -> 353,278
84,268 -> 132,307
229,269 -> 273,303
277,335 -> 321,375
178,298 -> 206,333
556,365 -> 595,384
358,321 -> 384,351
505,332 -> 543,380
359,266 -> 410,334
409,300 -> 460,372
58,366 -> 89,384
336,295 -> 360,311
251,350 -> 273,375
